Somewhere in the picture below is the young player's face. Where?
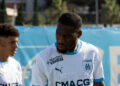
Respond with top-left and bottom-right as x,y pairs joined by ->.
0,36 -> 18,56
56,23 -> 81,53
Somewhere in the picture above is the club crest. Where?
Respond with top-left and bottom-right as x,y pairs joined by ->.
82,60 -> 93,74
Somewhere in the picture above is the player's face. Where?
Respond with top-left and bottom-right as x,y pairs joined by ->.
56,23 -> 81,53
1,36 -> 18,56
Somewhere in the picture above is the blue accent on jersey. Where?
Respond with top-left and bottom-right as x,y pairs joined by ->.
32,84 -> 48,86
94,78 -> 104,82
0,60 -> 8,64
55,40 -> 81,55
19,84 -> 22,86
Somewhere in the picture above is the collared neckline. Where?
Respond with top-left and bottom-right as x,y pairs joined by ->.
55,40 -> 82,55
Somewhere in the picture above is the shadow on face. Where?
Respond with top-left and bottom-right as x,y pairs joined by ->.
56,23 -> 82,53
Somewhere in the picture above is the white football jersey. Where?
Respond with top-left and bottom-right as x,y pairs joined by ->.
0,57 -> 22,86
32,40 -> 104,86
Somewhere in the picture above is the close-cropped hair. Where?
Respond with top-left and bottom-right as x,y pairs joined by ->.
58,12 -> 82,30
0,24 -> 19,37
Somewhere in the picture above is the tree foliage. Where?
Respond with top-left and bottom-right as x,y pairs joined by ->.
0,0 -> 7,23
100,0 -> 120,26
69,0 -> 98,6
32,0 -> 40,26
52,0 -> 62,10
44,0 -> 68,25
15,2 -> 24,25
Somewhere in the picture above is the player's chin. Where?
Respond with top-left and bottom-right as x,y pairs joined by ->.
10,54 -> 15,56
57,48 -> 67,54
10,52 -> 16,56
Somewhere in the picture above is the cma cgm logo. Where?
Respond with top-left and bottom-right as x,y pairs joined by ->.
56,79 -> 91,86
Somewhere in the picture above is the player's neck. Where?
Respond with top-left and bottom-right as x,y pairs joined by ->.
0,53 -> 9,62
0,57 -> 9,62
0,49 -> 9,62
68,42 -> 78,53
70,40 -> 78,52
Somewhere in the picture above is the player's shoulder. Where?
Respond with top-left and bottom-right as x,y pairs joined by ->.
81,41 -> 99,53
9,57 -> 22,72
9,57 -> 21,66
9,57 -> 18,63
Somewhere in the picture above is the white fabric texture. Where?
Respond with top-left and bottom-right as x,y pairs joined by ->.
0,57 -> 22,85
32,40 -> 104,86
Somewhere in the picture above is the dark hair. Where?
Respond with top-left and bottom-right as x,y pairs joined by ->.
0,24 -> 19,37
58,12 -> 82,30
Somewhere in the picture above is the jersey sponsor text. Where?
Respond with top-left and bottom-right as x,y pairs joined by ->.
56,79 -> 91,86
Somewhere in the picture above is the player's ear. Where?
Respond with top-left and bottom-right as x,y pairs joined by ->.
77,29 -> 82,38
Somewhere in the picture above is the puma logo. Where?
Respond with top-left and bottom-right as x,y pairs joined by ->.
55,67 -> 63,73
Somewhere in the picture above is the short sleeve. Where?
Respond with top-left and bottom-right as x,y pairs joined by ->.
93,49 -> 104,82
32,56 -> 48,86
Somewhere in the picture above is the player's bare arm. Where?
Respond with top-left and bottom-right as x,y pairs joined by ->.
94,81 -> 105,86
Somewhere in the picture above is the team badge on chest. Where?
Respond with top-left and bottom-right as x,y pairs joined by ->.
82,60 -> 93,74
